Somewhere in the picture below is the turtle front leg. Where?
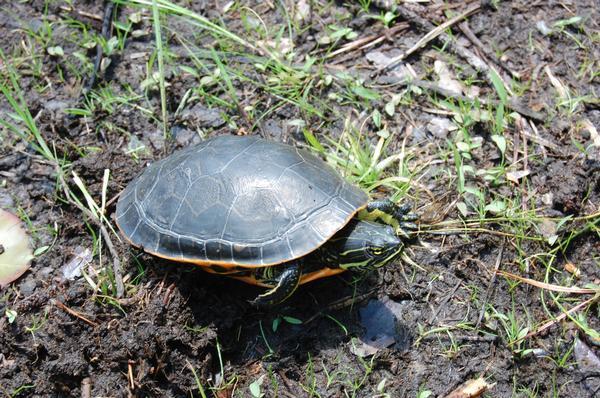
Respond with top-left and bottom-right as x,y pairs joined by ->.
366,200 -> 419,238
251,261 -> 302,307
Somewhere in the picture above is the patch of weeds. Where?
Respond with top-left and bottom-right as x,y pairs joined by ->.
489,304 -> 533,359
441,332 -> 466,359
300,350 -> 376,397
356,0 -> 372,14
16,9 -> 114,85
186,360 -> 208,398
545,65 -> 597,116
111,9 -> 141,53
120,0 -> 267,57
19,13 -> 55,52
346,354 -> 376,396
300,353 -> 320,397
415,323 -> 479,349
548,293 -> 600,343
444,107 -> 513,218
321,357 -> 349,391
60,18 -> 98,80
122,0 -> 310,132
373,377 -> 391,398
306,114 -> 416,200
465,283 -> 482,307
325,314 -> 349,336
514,382 -> 540,398
10,384 -> 36,398
176,31 -> 324,127
265,365 -> 280,397
150,0 -> 168,136
258,320 -> 274,356
14,206 -> 41,242
0,50 -> 56,162
1,52 -> 128,302
66,85 -> 154,131
552,84 -> 595,116
416,387 -> 433,398
208,340 -> 237,395
24,308 -> 49,342
326,73 -> 380,109
183,323 -> 209,334
271,314 -> 302,332
366,10 -> 398,29
551,16 -> 586,49
127,255 -> 147,286
318,24 -> 358,47
577,50 -> 600,82
8,44 -> 45,88
547,338 -> 576,369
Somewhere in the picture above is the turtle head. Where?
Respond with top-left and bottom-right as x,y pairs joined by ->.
323,220 -> 404,271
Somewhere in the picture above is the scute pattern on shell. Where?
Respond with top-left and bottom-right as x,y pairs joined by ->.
116,135 -> 369,266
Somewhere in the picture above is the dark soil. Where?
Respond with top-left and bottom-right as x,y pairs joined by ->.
1,1 -> 599,397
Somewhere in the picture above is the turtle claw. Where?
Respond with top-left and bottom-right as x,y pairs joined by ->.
250,261 -> 301,307
366,199 -> 419,238
393,202 -> 419,222
399,222 -> 419,230
397,216 -> 419,239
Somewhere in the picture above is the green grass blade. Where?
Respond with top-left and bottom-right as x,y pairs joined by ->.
151,0 -> 168,137
489,69 -> 507,105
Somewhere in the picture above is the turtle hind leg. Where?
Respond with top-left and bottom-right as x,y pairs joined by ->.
250,262 -> 301,307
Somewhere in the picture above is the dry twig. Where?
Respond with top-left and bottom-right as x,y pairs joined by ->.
521,294 -> 600,341
81,377 -> 92,398
401,79 -> 546,122
377,4 -> 482,72
495,270 -> 597,294
327,23 -> 409,59
53,299 -> 99,327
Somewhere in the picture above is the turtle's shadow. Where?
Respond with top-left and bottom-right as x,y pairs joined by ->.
148,257 -> 401,365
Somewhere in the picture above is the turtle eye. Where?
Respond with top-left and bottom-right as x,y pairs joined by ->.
367,246 -> 384,257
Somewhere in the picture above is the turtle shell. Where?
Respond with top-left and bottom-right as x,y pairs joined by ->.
115,135 -> 369,267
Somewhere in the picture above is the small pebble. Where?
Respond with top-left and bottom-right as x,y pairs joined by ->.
426,117 -> 454,139
536,20 -> 553,36
20,278 -> 37,296
0,187 -> 14,209
38,266 -> 54,279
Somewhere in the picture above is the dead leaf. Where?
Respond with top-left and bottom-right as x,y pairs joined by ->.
294,0 -> 310,24
506,169 -> 531,183
544,66 -> 569,101
434,60 -> 465,96
350,335 -> 395,357
580,118 -> 600,147
564,262 -> 581,277
445,377 -> 492,398
61,246 -> 93,280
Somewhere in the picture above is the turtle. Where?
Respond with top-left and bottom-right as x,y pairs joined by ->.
115,135 -> 418,306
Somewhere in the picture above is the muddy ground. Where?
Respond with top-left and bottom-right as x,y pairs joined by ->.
1,1 -> 599,397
